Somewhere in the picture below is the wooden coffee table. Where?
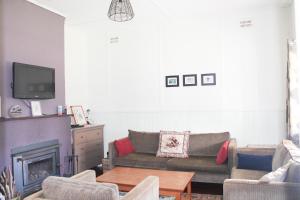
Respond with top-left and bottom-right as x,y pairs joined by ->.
96,167 -> 194,200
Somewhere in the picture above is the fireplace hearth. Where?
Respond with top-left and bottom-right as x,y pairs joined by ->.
11,140 -> 60,197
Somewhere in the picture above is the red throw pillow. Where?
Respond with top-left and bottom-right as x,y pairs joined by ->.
114,137 -> 135,157
216,140 -> 230,165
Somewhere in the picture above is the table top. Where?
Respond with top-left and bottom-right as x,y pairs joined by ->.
96,167 -> 195,192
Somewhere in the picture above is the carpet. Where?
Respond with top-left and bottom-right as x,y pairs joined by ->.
188,193 -> 222,200
120,192 -> 222,200
160,193 -> 222,200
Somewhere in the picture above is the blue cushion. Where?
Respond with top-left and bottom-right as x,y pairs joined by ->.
237,153 -> 272,171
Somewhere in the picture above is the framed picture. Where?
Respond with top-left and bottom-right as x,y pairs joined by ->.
201,73 -> 216,86
31,101 -> 42,116
183,74 -> 197,86
166,75 -> 179,87
70,105 -> 87,126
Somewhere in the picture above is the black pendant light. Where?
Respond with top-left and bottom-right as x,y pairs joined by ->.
108,0 -> 134,22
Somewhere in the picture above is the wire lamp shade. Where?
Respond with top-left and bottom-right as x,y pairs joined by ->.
108,0 -> 134,22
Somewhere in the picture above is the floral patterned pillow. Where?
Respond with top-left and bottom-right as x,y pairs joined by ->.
156,131 -> 190,158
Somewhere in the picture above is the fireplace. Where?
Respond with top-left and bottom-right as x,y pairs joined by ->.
11,140 -> 60,197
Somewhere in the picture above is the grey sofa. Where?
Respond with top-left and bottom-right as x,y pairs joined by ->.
108,130 -> 237,183
24,170 -> 160,200
224,140 -> 300,200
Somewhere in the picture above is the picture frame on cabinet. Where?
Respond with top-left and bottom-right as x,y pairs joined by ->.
71,105 -> 87,126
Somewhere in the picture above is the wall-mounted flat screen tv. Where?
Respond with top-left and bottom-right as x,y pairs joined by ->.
13,62 -> 55,99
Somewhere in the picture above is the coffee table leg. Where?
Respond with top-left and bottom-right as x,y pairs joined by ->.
175,192 -> 181,200
187,181 -> 192,200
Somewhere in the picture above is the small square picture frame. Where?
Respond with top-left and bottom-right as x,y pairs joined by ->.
201,73 -> 216,86
166,75 -> 179,87
70,105 -> 87,126
183,74 -> 197,86
31,101 -> 42,117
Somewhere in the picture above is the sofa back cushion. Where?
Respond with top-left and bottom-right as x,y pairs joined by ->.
128,130 -> 159,154
237,153 -> 273,171
286,161 -> 300,183
42,176 -> 119,200
272,140 -> 300,170
272,143 -> 288,171
189,132 -> 230,156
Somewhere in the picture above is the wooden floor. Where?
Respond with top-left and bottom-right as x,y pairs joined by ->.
93,167 -> 223,195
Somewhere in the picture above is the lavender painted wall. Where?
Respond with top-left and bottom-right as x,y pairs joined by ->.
0,0 -> 70,175
1,0 -> 65,117
0,117 -> 72,173
0,0 -> 4,115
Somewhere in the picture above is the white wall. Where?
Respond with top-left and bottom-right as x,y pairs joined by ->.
65,4 -> 294,154
65,26 -> 89,108
296,0 -> 300,54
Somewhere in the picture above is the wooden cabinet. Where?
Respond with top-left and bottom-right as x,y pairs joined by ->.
71,125 -> 104,173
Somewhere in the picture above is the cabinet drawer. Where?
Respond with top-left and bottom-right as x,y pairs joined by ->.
74,143 -> 103,156
74,131 -> 103,145
86,131 -> 103,141
74,132 -> 88,145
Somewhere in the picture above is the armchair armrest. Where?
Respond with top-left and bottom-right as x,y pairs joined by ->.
122,176 -> 159,200
108,142 -> 117,169
228,138 -> 237,172
24,170 -> 97,200
224,179 -> 300,200
71,170 -> 96,182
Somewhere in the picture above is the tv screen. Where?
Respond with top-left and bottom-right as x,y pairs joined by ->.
13,62 -> 55,99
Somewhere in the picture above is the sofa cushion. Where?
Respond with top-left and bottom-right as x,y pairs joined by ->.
282,140 -> 300,162
259,160 -> 294,183
113,152 -> 170,169
231,167 -> 268,180
189,132 -> 230,157
272,142 -> 289,171
166,156 -> 228,173
42,176 -> 119,200
216,141 -> 230,165
273,140 -> 300,170
237,153 -> 272,171
156,131 -> 190,158
114,137 -> 135,157
286,161 -> 300,183
128,130 -> 159,154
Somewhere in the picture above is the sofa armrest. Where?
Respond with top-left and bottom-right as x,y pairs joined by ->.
228,138 -> 237,172
71,170 -> 96,182
224,179 -> 300,200
109,142 -> 117,168
122,176 -> 159,200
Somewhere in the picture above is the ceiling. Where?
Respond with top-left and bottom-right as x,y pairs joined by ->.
27,0 -> 293,23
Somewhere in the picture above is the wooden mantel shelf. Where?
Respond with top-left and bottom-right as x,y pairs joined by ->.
0,114 -> 71,122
